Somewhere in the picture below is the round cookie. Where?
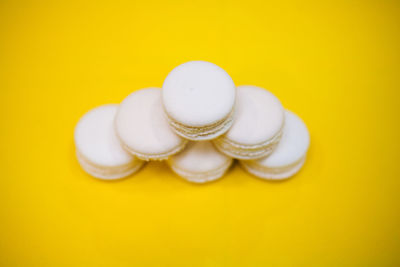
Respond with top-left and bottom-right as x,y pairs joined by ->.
162,61 -> 236,140
168,141 -> 233,184
74,105 -> 145,180
240,110 -> 310,180
115,88 -> 187,161
213,85 -> 284,160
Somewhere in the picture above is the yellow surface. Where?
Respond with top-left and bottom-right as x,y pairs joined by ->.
0,0 -> 399,266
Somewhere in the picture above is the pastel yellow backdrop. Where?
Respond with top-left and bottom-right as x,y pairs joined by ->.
0,0 -> 399,266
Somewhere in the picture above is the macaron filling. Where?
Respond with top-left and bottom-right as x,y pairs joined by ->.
240,156 -> 305,180
169,158 -> 232,183
76,150 -> 145,180
119,139 -> 187,161
213,125 -> 283,159
165,107 -> 235,141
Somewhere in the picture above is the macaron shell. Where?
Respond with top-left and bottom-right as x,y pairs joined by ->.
76,150 -> 145,180
162,61 -> 236,127
167,108 -> 234,141
169,141 -> 231,173
213,129 -> 282,160
224,85 -> 284,145
74,104 -> 134,167
169,159 -> 232,183
241,157 -> 306,180
260,110 -> 310,168
115,88 -> 186,158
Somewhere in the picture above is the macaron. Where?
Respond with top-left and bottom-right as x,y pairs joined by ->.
168,141 -> 233,184
213,85 -> 285,160
240,110 -> 310,180
74,105 -> 145,180
115,88 -> 187,161
162,61 -> 236,141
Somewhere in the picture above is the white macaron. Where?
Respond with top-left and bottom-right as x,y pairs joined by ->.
240,110 -> 310,180
115,88 -> 187,161
74,105 -> 145,180
167,141 -> 233,184
213,85 -> 285,160
162,61 -> 236,140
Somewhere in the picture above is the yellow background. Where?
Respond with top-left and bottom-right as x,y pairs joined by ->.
1,0 -> 399,266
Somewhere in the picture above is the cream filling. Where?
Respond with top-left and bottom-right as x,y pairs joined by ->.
168,158 -> 233,183
213,128 -> 283,160
121,139 -> 188,161
76,150 -> 145,179
240,156 -> 306,180
166,108 -> 235,141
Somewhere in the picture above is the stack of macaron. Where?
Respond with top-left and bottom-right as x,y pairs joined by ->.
74,61 -> 310,183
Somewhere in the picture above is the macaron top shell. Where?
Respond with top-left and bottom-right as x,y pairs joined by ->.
259,110 -> 310,168
225,85 -> 284,145
170,142 -> 231,173
162,61 -> 236,127
115,88 -> 185,156
74,104 -> 133,167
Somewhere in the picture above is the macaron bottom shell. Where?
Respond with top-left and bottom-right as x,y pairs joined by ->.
165,108 -> 235,141
119,138 -> 188,161
168,158 -> 233,184
213,129 -> 282,160
240,156 -> 306,180
76,150 -> 145,180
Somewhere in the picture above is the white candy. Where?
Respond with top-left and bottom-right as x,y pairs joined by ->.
168,141 -> 233,183
162,61 -> 236,140
240,110 -> 310,180
115,88 -> 187,161
74,105 -> 144,180
214,85 -> 285,160
74,61 -> 310,183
